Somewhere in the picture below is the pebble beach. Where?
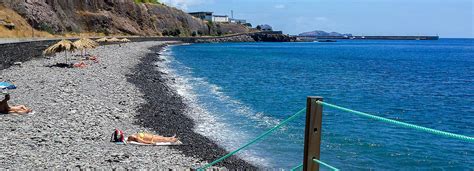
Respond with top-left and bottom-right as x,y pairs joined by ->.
0,41 -> 255,169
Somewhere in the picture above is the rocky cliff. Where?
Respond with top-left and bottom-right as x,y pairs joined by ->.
0,0 -> 250,36
0,4 -> 54,38
251,32 -> 296,42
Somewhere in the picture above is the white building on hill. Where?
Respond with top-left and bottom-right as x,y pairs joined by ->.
188,12 -> 213,21
212,15 -> 229,23
189,12 -> 244,24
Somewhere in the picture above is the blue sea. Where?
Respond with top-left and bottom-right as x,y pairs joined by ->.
158,39 -> 474,170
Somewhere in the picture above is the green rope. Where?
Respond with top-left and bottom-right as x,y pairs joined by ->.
316,101 -> 474,143
198,108 -> 307,170
313,159 -> 340,171
292,160 -> 339,171
290,163 -> 303,171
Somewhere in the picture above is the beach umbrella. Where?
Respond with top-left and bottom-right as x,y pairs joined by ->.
96,37 -> 108,42
43,39 -> 77,64
0,82 -> 16,90
120,38 -> 131,42
108,37 -> 120,42
0,82 -> 16,94
73,38 -> 99,57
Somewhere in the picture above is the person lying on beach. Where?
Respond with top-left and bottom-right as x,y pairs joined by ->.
83,55 -> 99,63
111,129 -> 178,145
87,56 -> 99,63
0,94 -> 33,114
73,61 -> 87,68
128,132 -> 178,144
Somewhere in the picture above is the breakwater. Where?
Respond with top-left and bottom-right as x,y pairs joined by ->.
128,32 -> 293,43
296,36 -> 439,41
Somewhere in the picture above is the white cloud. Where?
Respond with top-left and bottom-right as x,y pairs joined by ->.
314,17 -> 328,21
161,0 -> 207,10
274,4 -> 286,9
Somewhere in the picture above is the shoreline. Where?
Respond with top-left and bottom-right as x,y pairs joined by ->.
0,41 -> 255,169
0,41 -> 256,169
127,44 -> 257,169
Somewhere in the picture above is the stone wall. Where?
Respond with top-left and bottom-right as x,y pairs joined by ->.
194,35 -> 255,43
0,40 -> 56,70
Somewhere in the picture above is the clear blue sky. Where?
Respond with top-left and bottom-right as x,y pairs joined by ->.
161,0 -> 473,38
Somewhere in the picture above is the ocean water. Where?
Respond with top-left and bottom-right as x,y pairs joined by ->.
159,39 -> 474,170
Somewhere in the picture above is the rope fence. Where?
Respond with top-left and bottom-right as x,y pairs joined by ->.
198,108 -> 307,170
198,97 -> 473,170
290,159 -> 339,171
290,163 -> 303,171
316,101 -> 474,143
313,159 -> 339,171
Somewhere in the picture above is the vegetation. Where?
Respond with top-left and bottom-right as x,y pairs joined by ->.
215,24 -> 222,36
38,23 -> 55,34
162,29 -> 181,37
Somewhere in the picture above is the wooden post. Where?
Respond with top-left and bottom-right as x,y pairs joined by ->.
303,96 -> 323,171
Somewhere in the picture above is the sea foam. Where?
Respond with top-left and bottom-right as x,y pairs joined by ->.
154,45 -> 275,167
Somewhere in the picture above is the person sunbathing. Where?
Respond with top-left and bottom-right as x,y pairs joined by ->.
128,132 -> 178,144
111,129 -> 178,144
87,56 -> 98,61
0,94 -> 33,114
73,61 -> 87,68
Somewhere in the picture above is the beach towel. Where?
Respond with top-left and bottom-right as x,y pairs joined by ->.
116,137 -> 183,146
9,110 -> 35,116
0,82 -> 16,90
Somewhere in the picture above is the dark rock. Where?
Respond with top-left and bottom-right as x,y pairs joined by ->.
250,32 -> 296,42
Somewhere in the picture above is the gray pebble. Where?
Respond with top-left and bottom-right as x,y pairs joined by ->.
0,42 -> 203,169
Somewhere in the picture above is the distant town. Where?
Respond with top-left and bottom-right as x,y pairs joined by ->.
188,11 -> 274,32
